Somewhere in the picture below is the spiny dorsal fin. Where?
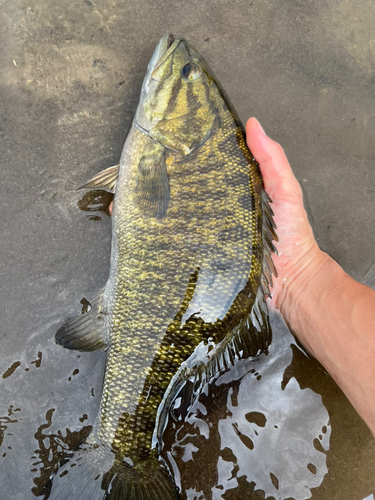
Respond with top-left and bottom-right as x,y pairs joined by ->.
80,164 -> 120,193
55,287 -> 109,351
261,189 -> 278,297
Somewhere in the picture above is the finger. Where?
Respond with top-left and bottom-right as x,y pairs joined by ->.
109,201 -> 113,216
246,118 -> 303,203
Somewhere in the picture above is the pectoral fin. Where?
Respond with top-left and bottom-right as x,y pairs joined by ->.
55,288 -> 109,351
80,164 -> 120,193
135,142 -> 170,219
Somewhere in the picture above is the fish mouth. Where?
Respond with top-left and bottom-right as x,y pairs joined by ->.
152,33 -> 181,70
160,33 -> 178,56
167,33 -> 174,49
147,33 -> 190,81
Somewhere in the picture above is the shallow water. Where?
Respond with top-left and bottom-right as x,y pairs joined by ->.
1,0 -> 375,499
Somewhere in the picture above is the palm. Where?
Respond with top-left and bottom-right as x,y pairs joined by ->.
246,118 -> 325,309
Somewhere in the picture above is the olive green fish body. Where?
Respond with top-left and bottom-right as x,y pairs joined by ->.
53,34 -> 277,500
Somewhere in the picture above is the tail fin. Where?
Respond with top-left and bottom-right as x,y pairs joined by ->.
41,444 -> 180,500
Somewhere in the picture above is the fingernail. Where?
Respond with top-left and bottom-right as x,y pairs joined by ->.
256,119 -> 266,136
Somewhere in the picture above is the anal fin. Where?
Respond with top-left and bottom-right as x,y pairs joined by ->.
55,287 -> 109,351
80,164 -> 120,193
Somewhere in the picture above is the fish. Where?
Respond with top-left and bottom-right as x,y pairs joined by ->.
47,33 -> 278,500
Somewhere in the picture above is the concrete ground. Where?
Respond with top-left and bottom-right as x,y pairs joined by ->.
0,0 -> 374,499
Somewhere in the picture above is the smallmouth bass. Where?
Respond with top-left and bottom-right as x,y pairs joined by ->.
49,33 -> 277,500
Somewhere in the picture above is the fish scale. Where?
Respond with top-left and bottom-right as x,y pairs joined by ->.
51,34 -> 277,500
99,112 -> 262,460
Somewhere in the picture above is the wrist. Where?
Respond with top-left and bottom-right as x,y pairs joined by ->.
276,250 -> 339,353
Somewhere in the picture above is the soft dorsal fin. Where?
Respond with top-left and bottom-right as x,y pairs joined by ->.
162,285 -> 273,426
203,285 -> 272,384
55,287 -> 109,351
80,164 -> 120,193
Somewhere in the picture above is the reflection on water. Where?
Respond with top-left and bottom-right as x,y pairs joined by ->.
77,189 -> 113,220
0,405 -> 20,451
32,408 -> 92,497
161,313 -> 331,500
0,283 -> 370,499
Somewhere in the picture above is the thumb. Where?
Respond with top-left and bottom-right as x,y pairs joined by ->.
246,117 -> 303,204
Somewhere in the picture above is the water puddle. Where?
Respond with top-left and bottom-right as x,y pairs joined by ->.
161,314 -> 331,499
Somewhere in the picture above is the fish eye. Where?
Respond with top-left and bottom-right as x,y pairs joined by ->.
181,62 -> 202,81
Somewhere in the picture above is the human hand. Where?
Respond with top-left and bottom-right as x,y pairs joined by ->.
245,118 -> 330,321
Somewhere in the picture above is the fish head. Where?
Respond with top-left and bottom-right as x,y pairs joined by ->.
135,34 -> 221,156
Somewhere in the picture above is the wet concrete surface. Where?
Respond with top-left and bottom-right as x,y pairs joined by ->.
0,0 -> 374,499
